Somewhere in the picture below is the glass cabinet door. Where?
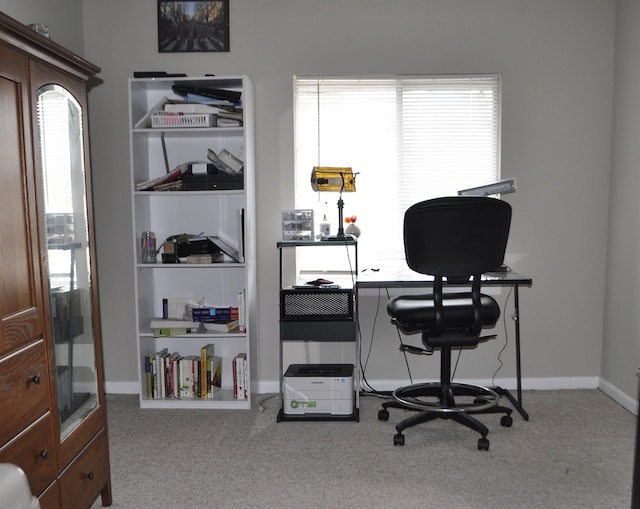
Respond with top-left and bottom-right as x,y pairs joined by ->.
36,84 -> 98,440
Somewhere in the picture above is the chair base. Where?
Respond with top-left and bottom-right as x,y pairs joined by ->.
378,381 -> 513,450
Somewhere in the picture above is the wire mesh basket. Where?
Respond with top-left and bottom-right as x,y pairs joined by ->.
150,111 -> 215,128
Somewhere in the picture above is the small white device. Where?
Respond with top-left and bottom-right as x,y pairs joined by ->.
283,364 -> 354,415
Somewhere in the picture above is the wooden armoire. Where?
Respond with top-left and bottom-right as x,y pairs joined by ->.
0,11 -> 112,509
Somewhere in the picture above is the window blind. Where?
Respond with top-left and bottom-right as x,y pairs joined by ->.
294,74 -> 501,273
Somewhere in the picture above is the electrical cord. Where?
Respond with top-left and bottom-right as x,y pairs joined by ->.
491,285 -> 513,386
358,285 -> 382,393
257,393 -> 279,412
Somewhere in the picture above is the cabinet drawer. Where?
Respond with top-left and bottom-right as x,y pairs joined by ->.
0,340 -> 50,446
39,481 -> 62,509
0,412 -> 57,496
59,429 -> 109,509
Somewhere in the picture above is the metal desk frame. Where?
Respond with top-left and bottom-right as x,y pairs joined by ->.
356,269 -> 532,421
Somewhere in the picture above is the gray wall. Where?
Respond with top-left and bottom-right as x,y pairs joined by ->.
602,0 -> 640,408
1,0 -> 84,54
7,1 -> 637,409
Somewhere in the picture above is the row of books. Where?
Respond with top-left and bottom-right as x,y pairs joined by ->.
144,345 -> 222,399
143,347 -> 248,400
151,291 -> 246,337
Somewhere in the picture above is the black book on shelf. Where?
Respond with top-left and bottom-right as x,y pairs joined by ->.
172,84 -> 241,103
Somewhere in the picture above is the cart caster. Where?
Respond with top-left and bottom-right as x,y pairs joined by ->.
478,437 -> 490,451
500,415 -> 513,427
378,409 -> 390,421
393,433 -> 405,446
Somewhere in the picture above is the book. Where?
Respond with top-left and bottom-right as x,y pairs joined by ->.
135,164 -> 183,191
163,297 -> 205,320
164,100 -> 224,114
144,356 -> 153,398
200,344 -> 216,398
181,92 -> 241,108
232,356 -> 238,399
216,110 -> 243,122
154,348 -> 169,398
151,180 -> 183,191
207,355 -> 222,398
235,353 -> 247,400
237,208 -> 245,263
203,320 -> 239,333
216,117 -> 242,127
179,355 -> 198,398
168,352 -> 182,398
191,306 -> 238,323
237,290 -> 246,333
172,84 -> 242,104
193,358 -> 200,399
150,317 -> 200,330
153,328 -> 191,338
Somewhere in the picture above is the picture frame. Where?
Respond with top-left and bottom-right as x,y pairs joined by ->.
158,1 -> 229,53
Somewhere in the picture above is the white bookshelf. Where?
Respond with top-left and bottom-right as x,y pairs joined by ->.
128,76 -> 256,409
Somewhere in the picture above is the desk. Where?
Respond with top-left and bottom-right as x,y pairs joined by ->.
356,269 -> 532,420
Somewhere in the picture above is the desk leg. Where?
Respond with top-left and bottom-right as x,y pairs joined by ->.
495,284 -> 529,421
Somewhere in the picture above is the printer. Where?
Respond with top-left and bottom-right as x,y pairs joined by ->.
283,364 -> 354,415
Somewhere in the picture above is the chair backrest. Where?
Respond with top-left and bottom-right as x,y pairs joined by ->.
403,196 -> 512,278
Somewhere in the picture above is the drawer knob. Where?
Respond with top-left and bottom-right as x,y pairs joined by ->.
40,449 -> 49,459
87,472 -> 94,480
31,374 -> 41,385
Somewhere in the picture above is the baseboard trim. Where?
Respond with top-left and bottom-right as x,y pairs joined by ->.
599,378 -> 638,415
107,376 -> 637,416
256,376 -> 600,396
104,381 -> 139,394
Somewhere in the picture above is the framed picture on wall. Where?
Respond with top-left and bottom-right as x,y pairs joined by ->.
158,0 -> 229,53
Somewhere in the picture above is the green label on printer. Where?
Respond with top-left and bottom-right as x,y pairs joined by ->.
290,400 -> 317,409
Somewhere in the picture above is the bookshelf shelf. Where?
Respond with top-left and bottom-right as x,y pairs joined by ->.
129,75 -> 256,410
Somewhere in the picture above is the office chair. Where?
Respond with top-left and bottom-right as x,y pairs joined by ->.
378,196 -> 514,450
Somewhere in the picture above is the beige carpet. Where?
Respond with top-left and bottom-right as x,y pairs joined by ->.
92,389 -> 635,509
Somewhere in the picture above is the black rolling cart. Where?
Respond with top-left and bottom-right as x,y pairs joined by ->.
276,240 -> 360,422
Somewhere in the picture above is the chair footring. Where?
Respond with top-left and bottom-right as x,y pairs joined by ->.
391,382 -> 500,413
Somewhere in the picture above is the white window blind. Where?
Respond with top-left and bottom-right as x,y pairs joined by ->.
294,74 -> 501,273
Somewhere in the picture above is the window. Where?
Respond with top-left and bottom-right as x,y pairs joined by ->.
294,74 -> 501,273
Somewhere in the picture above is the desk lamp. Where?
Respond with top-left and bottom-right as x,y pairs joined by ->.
311,166 -> 357,241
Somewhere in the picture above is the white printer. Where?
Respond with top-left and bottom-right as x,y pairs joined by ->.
283,364 -> 354,415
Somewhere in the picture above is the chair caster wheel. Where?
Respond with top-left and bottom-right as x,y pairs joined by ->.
378,409 -> 390,421
500,415 -> 513,427
393,433 -> 405,446
478,437 -> 490,451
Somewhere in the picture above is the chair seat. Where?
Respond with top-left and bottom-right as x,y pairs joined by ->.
387,292 -> 500,333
